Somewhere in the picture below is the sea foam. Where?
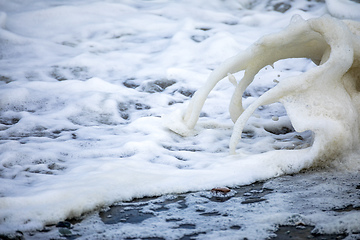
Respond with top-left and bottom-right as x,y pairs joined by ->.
164,14 -> 360,168
0,0 -> 359,237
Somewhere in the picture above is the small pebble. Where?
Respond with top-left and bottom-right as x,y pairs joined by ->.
58,228 -> 72,237
56,221 -> 71,229
211,187 -> 231,194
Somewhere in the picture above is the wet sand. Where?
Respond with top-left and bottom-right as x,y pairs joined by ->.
2,170 -> 359,240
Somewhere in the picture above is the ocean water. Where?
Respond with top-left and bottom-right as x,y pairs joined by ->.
1,0 -> 360,239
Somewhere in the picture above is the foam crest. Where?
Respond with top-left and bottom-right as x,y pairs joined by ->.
163,15 -> 360,167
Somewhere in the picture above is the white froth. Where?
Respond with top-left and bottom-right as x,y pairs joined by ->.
164,14 -> 360,166
325,0 -> 360,20
0,0 -> 359,239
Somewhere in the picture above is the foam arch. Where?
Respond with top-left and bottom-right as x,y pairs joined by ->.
163,15 -> 360,162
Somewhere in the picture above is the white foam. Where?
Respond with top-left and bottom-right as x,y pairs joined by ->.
164,15 -> 360,165
0,0 -> 359,238
325,0 -> 360,20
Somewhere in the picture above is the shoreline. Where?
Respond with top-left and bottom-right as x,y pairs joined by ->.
2,170 -> 359,240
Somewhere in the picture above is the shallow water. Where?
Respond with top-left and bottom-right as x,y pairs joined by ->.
6,170 -> 360,239
1,0 -> 360,238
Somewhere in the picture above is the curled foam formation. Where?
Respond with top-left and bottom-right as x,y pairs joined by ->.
163,15 -> 360,164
